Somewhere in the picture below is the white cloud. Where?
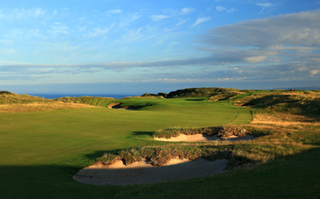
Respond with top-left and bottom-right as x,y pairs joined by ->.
257,3 -> 273,7
49,25 -> 69,35
0,40 -> 14,45
192,17 -> 210,27
216,6 -> 225,12
310,70 -> 319,75
0,49 -> 17,55
0,60 -> 27,65
180,8 -> 195,15
85,27 -> 110,38
106,9 -> 122,14
120,13 -> 141,27
215,6 -> 237,13
256,2 -> 277,14
150,15 -> 170,22
244,56 -> 268,63
122,28 -> 143,41
0,8 -> 47,20
176,19 -> 189,26
78,26 -> 87,32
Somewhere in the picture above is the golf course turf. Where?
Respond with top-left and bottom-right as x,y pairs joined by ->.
0,92 -> 320,198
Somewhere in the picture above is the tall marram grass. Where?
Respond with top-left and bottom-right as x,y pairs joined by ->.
153,125 -> 273,139
0,92 -> 48,104
93,125 -> 304,169
231,91 -> 320,113
98,135 -> 312,169
55,96 -> 115,107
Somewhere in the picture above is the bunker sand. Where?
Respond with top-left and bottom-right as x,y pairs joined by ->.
73,158 -> 228,185
154,134 -> 254,142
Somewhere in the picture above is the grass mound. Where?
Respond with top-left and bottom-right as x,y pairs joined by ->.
0,92 -> 48,104
166,87 -> 241,98
153,125 -> 270,139
209,90 -> 244,101
0,91 -> 12,95
232,91 -> 320,114
55,96 -> 115,107
0,92 -> 103,112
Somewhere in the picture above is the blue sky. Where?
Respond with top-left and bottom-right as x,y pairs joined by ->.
1,0 -> 320,94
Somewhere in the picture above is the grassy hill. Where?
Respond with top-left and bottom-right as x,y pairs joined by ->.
231,90 -> 320,114
0,91 -> 48,104
166,87 -> 242,98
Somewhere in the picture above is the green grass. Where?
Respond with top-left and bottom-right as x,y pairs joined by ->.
0,94 -> 320,198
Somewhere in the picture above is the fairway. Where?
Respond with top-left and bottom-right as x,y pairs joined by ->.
0,98 -> 252,198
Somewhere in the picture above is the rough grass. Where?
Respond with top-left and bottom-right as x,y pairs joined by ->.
231,91 -> 320,114
0,92 -> 48,104
99,124 -> 313,169
153,126 -> 222,138
209,91 -> 244,101
0,101 -> 99,113
166,87 -> 242,98
153,125 -> 271,139
55,96 -> 116,107
0,93 -> 103,112
99,121 -> 308,170
251,112 -> 320,126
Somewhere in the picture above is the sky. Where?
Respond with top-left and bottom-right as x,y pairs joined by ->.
1,0 -> 320,94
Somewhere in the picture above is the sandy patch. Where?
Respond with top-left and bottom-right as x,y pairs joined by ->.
107,102 -> 121,109
154,134 -> 254,142
107,102 -> 134,110
208,99 -> 219,102
73,158 -> 228,185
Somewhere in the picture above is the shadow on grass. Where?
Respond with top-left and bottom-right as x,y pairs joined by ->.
1,146 -> 320,198
184,98 -> 207,101
131,131 -> 154,136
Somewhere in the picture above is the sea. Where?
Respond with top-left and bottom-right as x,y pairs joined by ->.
28,94 -> 138,100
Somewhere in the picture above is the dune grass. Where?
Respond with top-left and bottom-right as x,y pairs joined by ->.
0,91 -> 320,198
0,92 -> 48,104
231,90 -> 320,114
0,101 -> 100,113
152,125 -> 270,139
55,96 -> 115,107
0,93 -> 106,112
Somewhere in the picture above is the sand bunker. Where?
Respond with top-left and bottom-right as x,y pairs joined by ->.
107,102 -> 135,110
73,158 -> 228,185
107,102 -> 121,109
154,134 -> 254,142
